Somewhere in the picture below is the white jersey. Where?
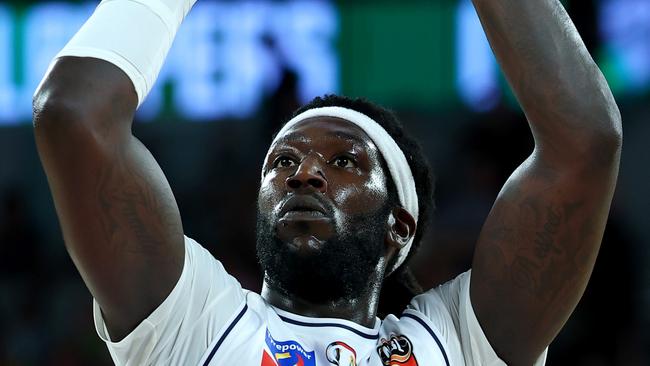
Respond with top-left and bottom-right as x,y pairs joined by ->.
93,235 -> 548,366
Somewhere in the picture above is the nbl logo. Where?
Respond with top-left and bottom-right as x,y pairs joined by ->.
377,335 -> 418,366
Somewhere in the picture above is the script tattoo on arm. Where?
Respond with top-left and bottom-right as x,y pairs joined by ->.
511,205 -> 563,294
96,140 -> 178,255
470,155 -> 619,365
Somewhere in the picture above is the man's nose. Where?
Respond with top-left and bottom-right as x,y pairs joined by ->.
286,156 -> 328,193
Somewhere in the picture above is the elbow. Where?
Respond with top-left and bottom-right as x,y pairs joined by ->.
540,106 -> 623,170
32,72 -> 133,148
576,109 -> 622,169
590,103 -> 623,156
32,57 -> 136,144
588,75 -> 624,154
599,126 -> 622,158
566,69 -> 623,159
568,88 -> 623,161
32,88 -> 98,149
33,88 -> 88,132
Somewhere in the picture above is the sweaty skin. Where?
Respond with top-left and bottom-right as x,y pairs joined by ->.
31,1 -> 620,363
258,117 -> 415,327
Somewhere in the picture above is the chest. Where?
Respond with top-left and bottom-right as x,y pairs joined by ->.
198,307 -> 450,366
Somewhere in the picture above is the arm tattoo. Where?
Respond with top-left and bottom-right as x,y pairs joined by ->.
533,206 -> 562,260
95,142 -> 175,256
510,205 -> 564,296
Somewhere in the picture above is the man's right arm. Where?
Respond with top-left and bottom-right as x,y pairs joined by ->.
33,56 -> 184,341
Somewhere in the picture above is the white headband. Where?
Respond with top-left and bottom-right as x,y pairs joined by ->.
268,106 -> 419,272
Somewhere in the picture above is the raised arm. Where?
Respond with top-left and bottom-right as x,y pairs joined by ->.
468,1 -> 622,364
31,0 -> 193,340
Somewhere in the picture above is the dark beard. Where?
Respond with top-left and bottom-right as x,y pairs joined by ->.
256,205 -> 390,304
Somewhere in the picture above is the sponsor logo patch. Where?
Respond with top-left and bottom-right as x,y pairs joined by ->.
377,335 -> 418,366
261,329 -> 316,366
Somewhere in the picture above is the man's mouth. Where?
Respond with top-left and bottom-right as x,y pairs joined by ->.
279,195 -> 330,218
282,210 -> 326,218
275,195 -> 335,245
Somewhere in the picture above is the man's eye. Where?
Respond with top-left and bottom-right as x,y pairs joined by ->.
332,156 -> 355,168
274,157 -> 297,168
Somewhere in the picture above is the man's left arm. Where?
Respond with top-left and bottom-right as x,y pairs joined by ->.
468,1 -> 622,365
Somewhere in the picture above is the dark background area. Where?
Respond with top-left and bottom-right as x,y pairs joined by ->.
1,0 -> 649,365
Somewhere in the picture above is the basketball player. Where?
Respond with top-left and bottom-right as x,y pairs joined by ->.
32,0 -> 622,365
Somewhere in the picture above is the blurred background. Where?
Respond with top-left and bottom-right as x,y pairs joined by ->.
0,0 -> 648,364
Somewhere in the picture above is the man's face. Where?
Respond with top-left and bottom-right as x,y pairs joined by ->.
256,116 -> 393,303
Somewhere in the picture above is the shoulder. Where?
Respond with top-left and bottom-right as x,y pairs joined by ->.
407,271 -> 544,366
409,270 -> 470,332
374,274 -> 473,366
94,235 -> 249,366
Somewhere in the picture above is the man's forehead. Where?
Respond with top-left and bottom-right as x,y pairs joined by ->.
272,116 -> 376,149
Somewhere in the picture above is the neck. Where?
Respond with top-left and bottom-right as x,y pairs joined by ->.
261,274 -> 383,328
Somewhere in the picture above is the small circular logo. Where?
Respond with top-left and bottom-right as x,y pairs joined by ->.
326,341 -> 357,366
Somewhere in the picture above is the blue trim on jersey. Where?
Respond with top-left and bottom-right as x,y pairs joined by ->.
277,315 -> 379,340
202,304 -> 248,366
401,313 -> 450,366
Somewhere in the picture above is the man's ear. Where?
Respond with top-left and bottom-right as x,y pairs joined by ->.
385,207 -> 417,252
